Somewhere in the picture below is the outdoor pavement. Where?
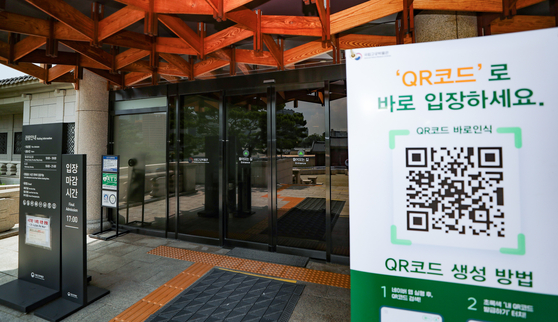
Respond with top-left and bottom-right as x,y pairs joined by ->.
0,233 -> 350,321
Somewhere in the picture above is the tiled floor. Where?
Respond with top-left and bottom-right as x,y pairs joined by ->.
0,233 -> 350,321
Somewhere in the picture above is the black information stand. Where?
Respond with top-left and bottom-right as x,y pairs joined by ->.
90,155 -> 127,240
35,155 -> 109,321
0,124 -> 64,312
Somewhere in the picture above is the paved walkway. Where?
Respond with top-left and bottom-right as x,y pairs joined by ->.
0,233 -> 350,321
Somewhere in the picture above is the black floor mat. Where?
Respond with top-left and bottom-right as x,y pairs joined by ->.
145,268 -> 304,322
263,197 -> 345,241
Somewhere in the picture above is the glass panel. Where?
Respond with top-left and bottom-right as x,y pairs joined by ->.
113,112 -> 167,230
174,94 -> 220,238
114,97 -> 167,111
330,81 -> 349,256
275,87 -> 326,251
226,93 -> 268,243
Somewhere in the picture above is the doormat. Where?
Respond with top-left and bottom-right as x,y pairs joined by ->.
145,268 -> 304,322
262,197 -> 345,241
226,248 -> 309,268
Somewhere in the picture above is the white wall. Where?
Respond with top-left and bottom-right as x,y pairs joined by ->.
23,88 -> 77,125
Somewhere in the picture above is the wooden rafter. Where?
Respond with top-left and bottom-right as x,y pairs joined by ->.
156,37 -> 197,55
262,35 -> 283,70
235,49 -> 276,66
0,60 -> 45,79
261,16 -> 321,37
86,68 -> 124,86
194,54 -> 229,77
60,40 -> 112,69
14,36 -> 46,61
25,0 -> 94,39
116,48 -> 150,69
159,53 -> 193,79
338,34 -> 397,49
205,24 -> 252,54
98,6 -> 144,41
0,0 -> 551,88
330,0 -> 402,34
284,39 -> 331,67
125,71 -> 151,86
47,64 -> 74,82
115,0 -> 253,15
158,14 -> 203,56
490,15 -> 556,34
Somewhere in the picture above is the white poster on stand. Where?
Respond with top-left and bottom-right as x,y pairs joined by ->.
347,28 -> 558,321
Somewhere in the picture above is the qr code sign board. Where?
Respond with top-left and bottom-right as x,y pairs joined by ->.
393,133 -> 521,251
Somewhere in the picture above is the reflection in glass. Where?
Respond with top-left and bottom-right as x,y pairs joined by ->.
275,88 -> 327,251
226,93 -> 269,242
172,94 -> 220,238
113,112 -> 167,230
330,81 -> 349,256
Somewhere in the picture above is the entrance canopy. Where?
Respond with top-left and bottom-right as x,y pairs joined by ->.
0,0 -> 554,88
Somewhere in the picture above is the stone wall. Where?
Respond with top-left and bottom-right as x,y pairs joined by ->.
23,88 -> 77,125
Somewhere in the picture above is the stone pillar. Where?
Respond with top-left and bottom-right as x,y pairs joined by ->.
415,11 -> 478,43
75,70 -> 110,233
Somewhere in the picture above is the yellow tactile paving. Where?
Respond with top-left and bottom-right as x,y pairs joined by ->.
148,246 -> 350,289
110,262 -> 213,322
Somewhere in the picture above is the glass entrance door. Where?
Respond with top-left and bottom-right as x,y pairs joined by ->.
113,112 -> 167,231
168,93 -> 221,239
274,87 -> 327,251
225,92 -> 269,244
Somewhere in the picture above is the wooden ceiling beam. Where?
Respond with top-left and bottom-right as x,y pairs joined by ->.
311,0 -> 330,40
20,49 -> 109,70
14,36 -> 46,61
116,0 -> 253,15
414,0 -> 501,12
80,55 -> 111,70
156,37 -> 197,55
338,34 -> 397,49
330,0 -> 402,34
116,48 -> 150,69
158,14 -> 203,56
104,30 -> 152,51
98,6 -> 144,41
19,49 -> 76,64
262,35 -> 283,70
0,11 -> 49,37
194,55 -> 229,77
261,16 -> 321,37
158,61 -> 188,77
125,71 -> 151,86
60,40 -> 112,69
205,24 -> 252,54
0,40 -> 8,61
0,61 -> 45,79
161,74 -> 181,82
24,0 -> 94,39
0,11 -> 88,41
284,39 -> 332,67
159,52 -> 192,78
516,0 -> 546,9
235,48 -> 276,66
47,64 -> 74,82
490,15 -> 556,34
120,60 -> 152,73
86,68 -> 124,86
227,6 -> 257,31
116,0 -> 212,14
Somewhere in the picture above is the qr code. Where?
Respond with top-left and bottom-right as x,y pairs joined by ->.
405,147 -> 505,237
392,135 -> 520,250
